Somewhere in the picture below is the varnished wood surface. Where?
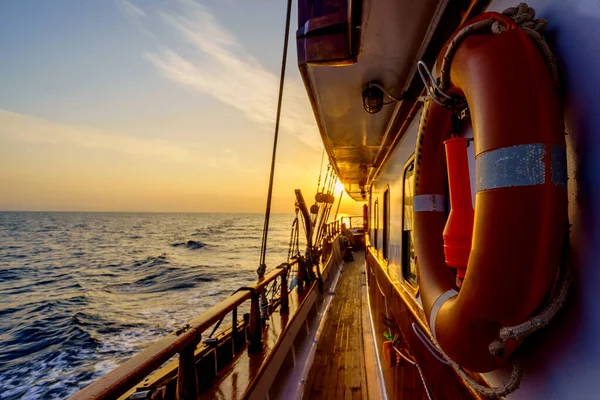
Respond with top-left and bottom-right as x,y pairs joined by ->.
199,286 -> 304,400
201,237 -> 344,399
303,251 -> 369,399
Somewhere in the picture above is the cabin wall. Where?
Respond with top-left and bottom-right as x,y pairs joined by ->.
369,114 -> 419,284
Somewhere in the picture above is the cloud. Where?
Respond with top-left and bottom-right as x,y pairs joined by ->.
139,0 -> 321,149
116,0 -> 155,37
116,0 -> 146,19
0,109 -> 194,164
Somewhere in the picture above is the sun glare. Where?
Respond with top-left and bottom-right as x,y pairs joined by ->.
335,180 -> 345,194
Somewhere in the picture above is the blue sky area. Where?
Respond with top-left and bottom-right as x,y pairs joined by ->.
0,1 -> 358,213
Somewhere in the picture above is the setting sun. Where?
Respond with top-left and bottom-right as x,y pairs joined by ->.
335,179 -> 345,195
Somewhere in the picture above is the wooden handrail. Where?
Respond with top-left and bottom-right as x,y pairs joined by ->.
70,261 -> 295,400
70,328 -> 199,400
187,265 -> 287,332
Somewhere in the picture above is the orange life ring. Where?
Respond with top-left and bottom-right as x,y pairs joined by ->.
414,12 -> 567,372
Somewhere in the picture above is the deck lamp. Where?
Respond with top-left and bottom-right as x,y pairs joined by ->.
362,82 -> 384,114
363,81 -> 408,114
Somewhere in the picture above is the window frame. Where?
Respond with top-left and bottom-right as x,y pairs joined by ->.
383,186 -> 390,260
369,186 -> 373,242
373,198 -> 379,249
401,157 -> 419,292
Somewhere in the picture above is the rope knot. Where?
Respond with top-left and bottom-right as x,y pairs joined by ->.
498,2 -> 549,35
491,20 -> 507,35
488,340 -> 506,357
493,3 -> 560,88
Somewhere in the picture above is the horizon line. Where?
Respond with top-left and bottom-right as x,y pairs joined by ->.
0,210 -> 301,214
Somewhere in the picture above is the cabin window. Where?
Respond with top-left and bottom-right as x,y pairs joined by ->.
368,187 -> 373,243
383,187 -> 390,260
403,161 -> 417,285
374,199 -> 379,249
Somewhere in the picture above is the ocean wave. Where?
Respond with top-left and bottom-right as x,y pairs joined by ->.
0,313 -> 103,399
170,240 -> 206,250
130,253 -> 169,268
0,245 -> 22,250
0,254 -> 26,260
102,268 -> 214,295
0,212 -> 294,399
0,270 -> 21,282
191,227 -> 225,236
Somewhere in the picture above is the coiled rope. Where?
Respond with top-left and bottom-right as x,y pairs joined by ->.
416,3 -> 570,397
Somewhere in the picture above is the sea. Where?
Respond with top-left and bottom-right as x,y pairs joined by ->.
0,212 -> 298,399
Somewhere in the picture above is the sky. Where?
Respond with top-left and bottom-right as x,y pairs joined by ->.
0,0 -> 361,214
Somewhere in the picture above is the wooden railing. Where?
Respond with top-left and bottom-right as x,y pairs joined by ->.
322,215 -> 365,240
341,215 -> 364,230
70,261 -> 295,400
324,219 -> 342,239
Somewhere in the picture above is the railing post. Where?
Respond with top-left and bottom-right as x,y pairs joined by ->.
232,307 -> 239,353
280,267 -> 289,315
248,290 -> 263,353
176,330 -> 199,400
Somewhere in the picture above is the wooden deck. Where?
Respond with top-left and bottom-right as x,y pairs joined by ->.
303,250 -> 373,399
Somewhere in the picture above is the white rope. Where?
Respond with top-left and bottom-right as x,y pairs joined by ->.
424,323 -> 524,397
489,265 -> 573,356
495,3 -> 560,88
416,364 -> 434,400
438,2 -> 559,91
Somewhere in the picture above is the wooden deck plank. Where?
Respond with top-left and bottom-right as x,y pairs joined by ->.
304,250 -> 369,399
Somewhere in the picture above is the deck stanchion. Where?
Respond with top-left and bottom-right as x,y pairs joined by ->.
280,266 -> 289,315
248,290 -> 263,353
232,307 -> 239,353
176,331 -> 199,400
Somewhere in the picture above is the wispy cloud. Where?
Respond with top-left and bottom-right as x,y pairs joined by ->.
0,109 -> 194,164
137,0 -> 321,149
116,0 -> 153,37
117,0 -> 145,18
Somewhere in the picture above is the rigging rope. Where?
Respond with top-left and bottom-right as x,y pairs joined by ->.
258,0 -> 293,278
287,207 -> 301,263
316,149 -> 325,194
333,184 -> 343,221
